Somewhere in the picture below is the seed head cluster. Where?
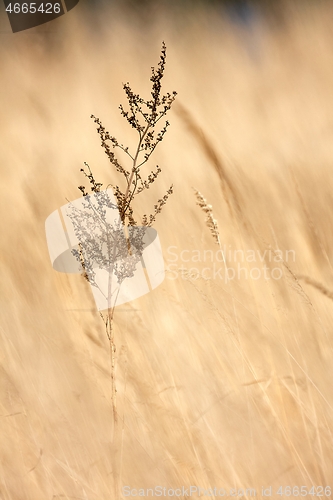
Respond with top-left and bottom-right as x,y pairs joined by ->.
194,188 -> 220,246
83,41 -> 176,228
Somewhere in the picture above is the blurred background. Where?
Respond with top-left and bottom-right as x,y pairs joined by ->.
1,0 -> 333,498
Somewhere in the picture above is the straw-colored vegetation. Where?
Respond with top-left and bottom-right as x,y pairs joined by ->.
1,2 -> 333,498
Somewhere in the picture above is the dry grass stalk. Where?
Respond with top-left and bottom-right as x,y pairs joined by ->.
289,166 -> 333,273
297,275 -> 333,302
193,188 -> 228,281
194,188 -> 220,246
176,102 -> 242,221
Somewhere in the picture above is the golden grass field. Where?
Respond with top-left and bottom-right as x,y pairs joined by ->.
2,1 -> 333,498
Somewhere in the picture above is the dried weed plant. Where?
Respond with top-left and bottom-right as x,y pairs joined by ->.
69,42 -> 176,427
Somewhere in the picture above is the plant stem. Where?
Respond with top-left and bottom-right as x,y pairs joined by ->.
107,307 -> 117,425
123,122 -> 151,221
